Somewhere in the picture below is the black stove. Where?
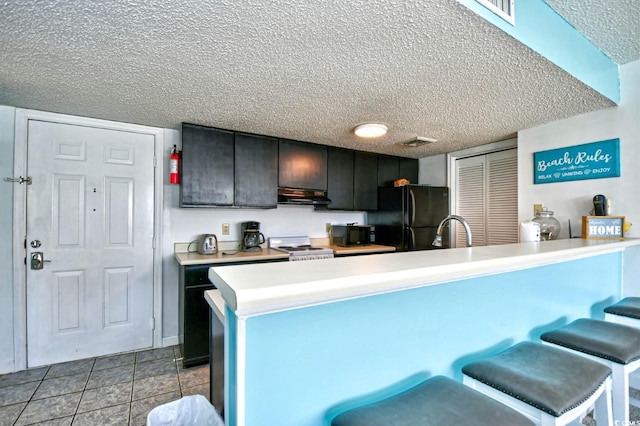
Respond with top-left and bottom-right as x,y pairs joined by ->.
269,237 -> 334,260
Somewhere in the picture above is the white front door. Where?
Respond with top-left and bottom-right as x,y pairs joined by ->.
26,119 -> 156,367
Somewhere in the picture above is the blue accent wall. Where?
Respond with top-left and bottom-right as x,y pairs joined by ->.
227,253 -> 622,425
225,305 -> 238,426
457,0 -> 619,103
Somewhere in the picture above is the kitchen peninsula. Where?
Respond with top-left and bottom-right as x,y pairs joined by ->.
206,239 -> 640,426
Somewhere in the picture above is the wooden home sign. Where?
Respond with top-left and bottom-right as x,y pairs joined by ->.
582,216 -> 625,240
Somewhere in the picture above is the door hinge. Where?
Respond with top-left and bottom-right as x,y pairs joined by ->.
152,236 -> 156,249
153,156 -> 157,168
150,317 -> 156,330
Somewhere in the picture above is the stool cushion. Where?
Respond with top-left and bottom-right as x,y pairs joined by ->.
461,341 -> 611,417
331,376 -> 534,426
540,318 -> 640,364
604,297 -> 640,319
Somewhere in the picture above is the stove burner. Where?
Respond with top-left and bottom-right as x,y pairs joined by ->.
269,237 -> 334,260
277,245 -> 324,252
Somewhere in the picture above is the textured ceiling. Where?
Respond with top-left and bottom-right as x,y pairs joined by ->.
545,0 -> 640,65
0,0 -> 635,158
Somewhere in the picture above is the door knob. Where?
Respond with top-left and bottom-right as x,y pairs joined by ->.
3,176 -> 32,185
30,252 -> 51,270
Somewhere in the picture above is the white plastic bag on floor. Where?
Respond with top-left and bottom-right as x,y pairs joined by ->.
146,394 -> 224,426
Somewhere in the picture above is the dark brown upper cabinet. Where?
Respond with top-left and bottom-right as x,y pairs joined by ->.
377,155 -> 400,187
278,139 -> 328,190
326,147 -> 355,210
354,152 -> 378,211
399,157 -> 419,184
234,132 -> 278,208
180,124 -> 278,208
180,123 -> 419,210
180,124 -> 234,207
378,155 -> 419,187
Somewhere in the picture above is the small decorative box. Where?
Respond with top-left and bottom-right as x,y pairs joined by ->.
582,216 -> 625,240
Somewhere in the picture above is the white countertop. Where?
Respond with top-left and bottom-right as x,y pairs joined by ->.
208,239 -> 640,317
174,239 -> 395,265
204,289 -> 226,323
175,247 -> 290,265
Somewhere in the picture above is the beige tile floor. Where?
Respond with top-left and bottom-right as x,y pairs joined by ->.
0,346 -> 209,426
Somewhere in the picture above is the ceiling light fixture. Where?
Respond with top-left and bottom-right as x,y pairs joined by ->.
353,123 -> 388,138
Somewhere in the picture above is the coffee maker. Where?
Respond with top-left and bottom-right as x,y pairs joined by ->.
241,221 -> 265,252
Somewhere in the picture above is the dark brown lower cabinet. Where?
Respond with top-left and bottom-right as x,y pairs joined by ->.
179,265 -> 215,368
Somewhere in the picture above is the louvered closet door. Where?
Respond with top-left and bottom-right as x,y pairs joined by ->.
455,149 -> 517,247
487,150 -> 518,245
456,156 -> 486,247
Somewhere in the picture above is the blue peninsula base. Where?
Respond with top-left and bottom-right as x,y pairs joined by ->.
220,250 -> 625,425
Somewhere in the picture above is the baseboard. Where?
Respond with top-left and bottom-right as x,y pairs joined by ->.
162,335 -> 179,348
0,359 -> 16,375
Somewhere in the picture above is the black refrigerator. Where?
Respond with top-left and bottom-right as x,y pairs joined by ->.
368,185 -> 449,251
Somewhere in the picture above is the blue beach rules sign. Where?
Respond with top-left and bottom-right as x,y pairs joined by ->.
534,138 -> 620,184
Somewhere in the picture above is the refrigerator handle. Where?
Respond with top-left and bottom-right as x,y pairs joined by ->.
409,188 -> 416,225
408,227 -> 415,250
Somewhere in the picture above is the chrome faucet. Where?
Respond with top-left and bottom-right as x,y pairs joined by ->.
432,215 -> 473,248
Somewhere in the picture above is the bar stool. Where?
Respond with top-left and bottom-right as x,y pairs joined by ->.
604,297 -> 640,402
331,375 -> 535,426
462,341 -> 613,426
604,297 -> 640,328
540,318 -> 640,424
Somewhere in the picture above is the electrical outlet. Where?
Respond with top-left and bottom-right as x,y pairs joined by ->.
222,223 -> 230,235
326,223 -> 331,233
534,204 -> 543,216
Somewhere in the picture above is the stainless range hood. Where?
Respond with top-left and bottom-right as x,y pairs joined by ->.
278,188 -> 331,206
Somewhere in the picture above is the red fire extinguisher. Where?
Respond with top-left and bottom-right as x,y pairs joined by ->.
169,145 -> 180,185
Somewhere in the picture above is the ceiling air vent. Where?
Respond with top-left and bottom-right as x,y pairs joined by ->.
397,137 -> 437,148
476,0 -> 515,25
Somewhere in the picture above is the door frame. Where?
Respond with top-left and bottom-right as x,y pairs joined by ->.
12,109 -> 165,371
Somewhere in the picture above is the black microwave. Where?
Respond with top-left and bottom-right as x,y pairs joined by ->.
331,225 -> 375,247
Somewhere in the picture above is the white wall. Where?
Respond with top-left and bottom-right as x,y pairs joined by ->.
418,154 -> 447,186
160,130 -> 365,341
518,60 -> 640,239
0,106 -> 16,370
